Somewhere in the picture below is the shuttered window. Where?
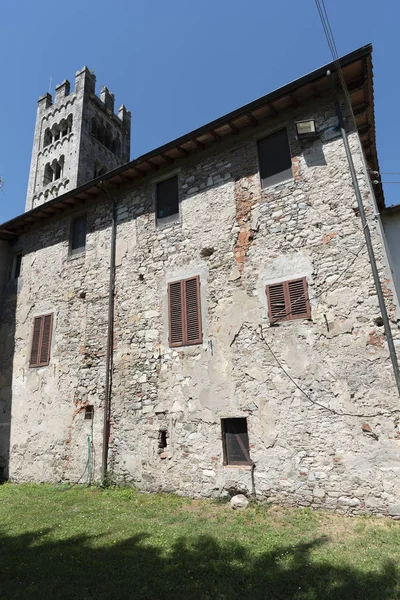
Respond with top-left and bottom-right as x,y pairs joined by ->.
29,314 -> 53,367
222,418 -> 251,466
168,276 -> 202,347
266,277 -> 311,323
70,214 -> 87,255
257,129 -> 292,188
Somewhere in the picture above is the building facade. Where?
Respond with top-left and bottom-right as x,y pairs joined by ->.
1,45 -> 400,515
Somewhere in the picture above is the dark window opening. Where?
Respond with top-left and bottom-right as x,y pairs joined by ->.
158,429 -> 167,449
168,275 -> 202,348
61,121 -> 69,137
44,128 -> 52,147
266,277 -> 311,323
53,127 -> 60,142
85,405 -> 94,420
156,176 -> 179,224
70,214 -> 87,256
91,117 -> 97,136
257,129 -> 292,188
30,314 -> 53,368
43,163 -> 53,186
54,161 -> 62,180
221,418 -> 251,466
13,253 -> 22,279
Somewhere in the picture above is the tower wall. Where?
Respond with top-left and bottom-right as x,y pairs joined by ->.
25,68 -> 130,212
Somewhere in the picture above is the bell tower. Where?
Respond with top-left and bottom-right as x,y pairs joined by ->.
25,67 -> 131,212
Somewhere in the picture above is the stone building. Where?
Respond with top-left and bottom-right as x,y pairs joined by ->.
1,44 -> 400,515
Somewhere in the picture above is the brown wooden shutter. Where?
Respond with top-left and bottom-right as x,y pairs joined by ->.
39,314 -> 53,366
288,277 -> 310,319
168,281 -> 184,347
184,276 -> 202,345
168,276 -> 202,347
29,314 -> 53,367
30,317 -> 42,366
266,277 -> 310,323
266,282 -> 287,323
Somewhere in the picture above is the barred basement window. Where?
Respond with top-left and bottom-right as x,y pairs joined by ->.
29,314 -> 53,367
266,277 -> 311,323
70,214 -> 87,256
257,129 -> 292,188
156,176 -> 179,225
168,275 -> 202,347
221,418 -> 251,466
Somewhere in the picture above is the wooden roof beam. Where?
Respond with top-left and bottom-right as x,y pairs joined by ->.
209,130 -> 221,141
177,146 -> 190,156
161,153 -> 174,164
228,121 -> 240,134
247,113 -> 258,127
192,138 -> 206,150
267,103 -> 278,117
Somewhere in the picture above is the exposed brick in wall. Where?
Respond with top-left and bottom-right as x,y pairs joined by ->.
233,175 -> 261,271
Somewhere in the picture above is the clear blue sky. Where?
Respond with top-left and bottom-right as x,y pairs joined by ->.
0,0 -> 398,223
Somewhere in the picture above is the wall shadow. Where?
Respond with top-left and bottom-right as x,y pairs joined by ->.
0,529 -> 397,600
0,265 -> 17,481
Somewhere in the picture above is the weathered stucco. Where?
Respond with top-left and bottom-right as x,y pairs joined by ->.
2,92 -> 400,515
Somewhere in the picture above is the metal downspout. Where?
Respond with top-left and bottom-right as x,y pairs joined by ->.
100,183 -> 118,484
327,70 -> 400,396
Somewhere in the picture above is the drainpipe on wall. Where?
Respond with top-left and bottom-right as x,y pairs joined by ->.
327,70 -> 400,396
100,182 -> 118,485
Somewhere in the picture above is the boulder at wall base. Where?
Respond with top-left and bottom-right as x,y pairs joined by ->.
230,494 -> 249,510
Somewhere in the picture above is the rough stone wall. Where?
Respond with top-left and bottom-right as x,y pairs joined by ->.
25,68 -> 130,212
4,94 -> 400,515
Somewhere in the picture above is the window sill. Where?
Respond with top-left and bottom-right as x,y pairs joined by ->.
223,464 -> 253,470
156,214 -> 180,229
261,175 -> 294,191
67,251 -> 86,262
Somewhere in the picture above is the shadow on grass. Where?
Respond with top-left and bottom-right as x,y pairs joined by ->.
0,529 -> 398,600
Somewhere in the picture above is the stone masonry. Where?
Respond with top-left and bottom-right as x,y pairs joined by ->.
2,65 -> 400,516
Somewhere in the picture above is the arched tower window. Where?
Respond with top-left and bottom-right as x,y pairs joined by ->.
43,163 -> 53,186
53,156 -> 64,180
44,128 -> 52,147
52,124 -> 60,142
91,117 -> 97,136
60,119 -> 68,137
67,114 -> 73,134
105,125 -> 112,150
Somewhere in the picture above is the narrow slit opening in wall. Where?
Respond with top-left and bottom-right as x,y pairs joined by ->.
159,429 -> 167,449
85,405 -> 94,420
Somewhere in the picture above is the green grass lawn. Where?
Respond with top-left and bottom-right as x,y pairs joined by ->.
0,484 -> 399,599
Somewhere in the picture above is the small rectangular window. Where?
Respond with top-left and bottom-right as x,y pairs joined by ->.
30,314 -> 53,367
12,253 -> 22,279
266,277 -> 311,323
70,215 -> 87,255
168,275 -> 202,347
257,129 -> 292,188
221,418 -> 251,466
84,405 -> 94,420
156,176 -> 179,225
